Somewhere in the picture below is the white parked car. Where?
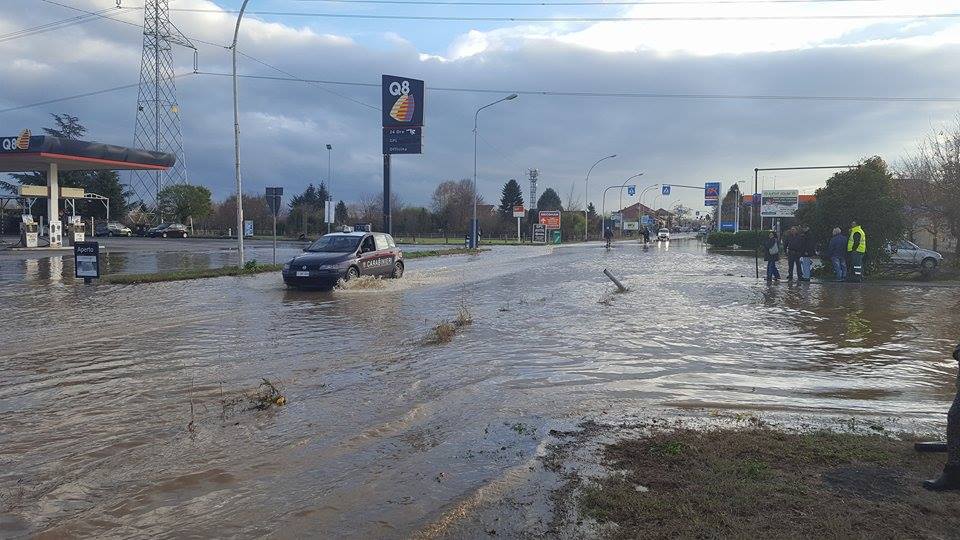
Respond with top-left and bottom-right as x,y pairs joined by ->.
657,228 -> 670,242
886,240 -> 942,270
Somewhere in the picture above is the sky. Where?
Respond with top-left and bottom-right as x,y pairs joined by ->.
2,0 -> 960,214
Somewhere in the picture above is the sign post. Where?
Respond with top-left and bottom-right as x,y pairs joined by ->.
266,187 -> 283,264
73,241 -> 99,284
382,74 -> 425,235
513,204 -> 525,243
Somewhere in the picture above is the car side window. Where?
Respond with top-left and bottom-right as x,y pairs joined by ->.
386,234 -> 396,248
897,240 -> 914,250
374,234 -> 389,251
361,236 -> 376,253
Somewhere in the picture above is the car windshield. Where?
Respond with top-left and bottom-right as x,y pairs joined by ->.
306,235 -> 361,253
659,229 -> 668,233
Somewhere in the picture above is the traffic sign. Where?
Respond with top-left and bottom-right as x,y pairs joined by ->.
627,185 -> 636,196
513,204 -> 525,218
265,186 -> 283,216
532,223 -> 547,243
661,185 -> 671,196
538,210 -> 561,229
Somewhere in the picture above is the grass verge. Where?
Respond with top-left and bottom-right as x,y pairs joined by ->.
102,263 -> 282,284
578,427 -> 957,538
405,248 -> 488,259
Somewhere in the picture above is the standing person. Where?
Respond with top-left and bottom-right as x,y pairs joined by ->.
847,220 -> 866,282
924,343 -> 960,491
603,226 -> 614,248
641,225 -> 650,244
799,225 -> 816,281
785,226 -> 803,281
763,231 -> 781,282
826,227 -> 848,281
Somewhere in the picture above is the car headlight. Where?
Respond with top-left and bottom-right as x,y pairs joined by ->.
283,263 -> 290,270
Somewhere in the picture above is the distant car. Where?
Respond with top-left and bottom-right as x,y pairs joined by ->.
282,232 -> 404,290
657,228 -> 670,242
95,221 -> 132,237
886,240 -> 942,270
146,223 -> 188,238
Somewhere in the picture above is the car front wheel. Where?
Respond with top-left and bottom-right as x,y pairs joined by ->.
922,257 -> 938,270
392,261 -> 404,279
345,266 -> 360,281
161,232 -> 168,238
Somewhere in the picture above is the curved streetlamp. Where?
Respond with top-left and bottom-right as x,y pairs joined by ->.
471,93 -> 518,249
231,0 -> 252,265
584,154 -> 616,242
600,173 -> 644,238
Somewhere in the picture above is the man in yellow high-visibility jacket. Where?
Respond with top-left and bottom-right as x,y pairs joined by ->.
847,220 -> 866,282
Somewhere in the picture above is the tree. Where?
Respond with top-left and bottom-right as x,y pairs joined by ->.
537,188 -> 563,212
560,211 -> 586,241
335,200 -> 349,225
587,202 -> 596,218
900,116 -> 960,259
432,179 -> 480,232
565,182 -> 582,212
795,156 -> 906,270
213,194 -> 272,234
156,184 -> 213,224
498,179 -> 524,219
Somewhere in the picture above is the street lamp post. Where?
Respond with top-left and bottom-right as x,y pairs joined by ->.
472,94 -> 518,249
600,173 -> 644,238
584,154 -> 616,242
231,0 -> 252,265
326,143 -> 333,233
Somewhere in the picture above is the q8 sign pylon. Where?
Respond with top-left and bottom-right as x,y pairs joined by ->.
130,0 -> 195,215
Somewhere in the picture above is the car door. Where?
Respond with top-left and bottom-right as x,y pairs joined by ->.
372,234 -> 394,276
896,240 -> 918,266
357,235 -> 379,276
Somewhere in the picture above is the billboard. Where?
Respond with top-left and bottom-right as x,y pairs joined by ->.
538,210 -> 561,229
382,75 -> 425,127
761,190 -> 799,217
624,221 -> 639,231
704,182 -> 721,206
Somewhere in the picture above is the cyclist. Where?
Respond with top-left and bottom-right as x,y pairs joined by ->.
603,226 -> 614,249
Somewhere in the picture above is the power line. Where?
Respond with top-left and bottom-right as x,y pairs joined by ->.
0,73 -> 196,115
194,71 -> 960,103
162,7 -> 960,22
38,0 -> 228,49
235,51 -> 380,111
0,7 -> 119,43
291,0 -> 886,4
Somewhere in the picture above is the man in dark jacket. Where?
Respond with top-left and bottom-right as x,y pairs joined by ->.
785,226 -> 803,280
799,225 -> 816,281
925,343 -> 960,491
763,231 -> 781,282
825,227 -> 847,281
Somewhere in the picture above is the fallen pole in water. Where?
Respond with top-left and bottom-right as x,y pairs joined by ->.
603,268 -> 627,292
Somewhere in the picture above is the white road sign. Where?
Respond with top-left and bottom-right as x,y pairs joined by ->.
760,190 -> 799,218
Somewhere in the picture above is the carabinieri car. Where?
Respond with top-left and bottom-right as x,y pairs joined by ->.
282,231 -> 404,289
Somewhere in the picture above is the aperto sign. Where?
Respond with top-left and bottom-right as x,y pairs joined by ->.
73,241 -> 100,280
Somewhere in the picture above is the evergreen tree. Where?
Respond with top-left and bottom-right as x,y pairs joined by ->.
536,188 -> 563,211
587,202 -> 596,218
498,179 -> 524,219
335,200 -> 349,224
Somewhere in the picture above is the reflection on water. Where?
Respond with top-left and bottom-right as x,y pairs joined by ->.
1,240 -> 959,537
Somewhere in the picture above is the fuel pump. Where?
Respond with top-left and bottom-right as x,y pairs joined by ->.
20,215 -> 38,248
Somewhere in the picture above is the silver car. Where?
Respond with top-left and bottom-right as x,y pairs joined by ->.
887,240 -> 942,270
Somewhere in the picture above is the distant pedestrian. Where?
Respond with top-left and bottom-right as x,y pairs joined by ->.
763,231 -> 781,282
799,225 -> 816,281
826,227 -> 848,281
848,220 -> 866,282
785,226 -> 803,280
641,226 -> 651,244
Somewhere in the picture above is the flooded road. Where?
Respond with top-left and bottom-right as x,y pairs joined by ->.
2,239 -> 959,537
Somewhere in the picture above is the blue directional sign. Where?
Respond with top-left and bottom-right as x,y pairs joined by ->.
661,185 -> 671,196
627,185 -> 636,196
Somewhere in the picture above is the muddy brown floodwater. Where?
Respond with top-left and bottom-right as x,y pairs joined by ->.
2,239 -> 959,537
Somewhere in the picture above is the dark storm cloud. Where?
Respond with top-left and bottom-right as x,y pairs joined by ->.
3,1 -> 959,211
